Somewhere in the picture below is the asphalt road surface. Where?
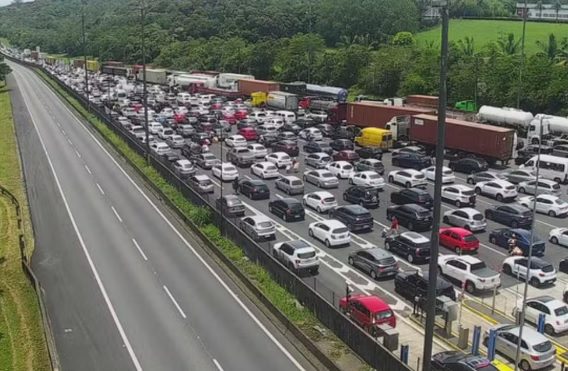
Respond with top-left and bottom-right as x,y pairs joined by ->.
8,61 -> 317,371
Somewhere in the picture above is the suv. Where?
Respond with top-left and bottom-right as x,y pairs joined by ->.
394,271 -> 456,308
329,205 -> 374,232
390,188 -> 433,209
272,140 -> 300,157
391,152 -> 432,170
356,147 -> 383,160
347,248 -> 398,279
330,139 -> 354,152
268,198 -> 305,222
387,204 -> 433,231
385,232 -> 431,263
215,195 -> 245,217
303,141 -> 333,155
484,204 -> 533,228
275,175 -> 304,195
449,157 -> 488,174
226,147 -> 255,167
441,185 -> 476,207
339,294 -> 396,335
272,240 -> 319,274
438,255 -> 501,293
502,256 -> 556,287
343,186 -> 380,208
355,159 -> 385,175
237,179 -> 270,200
431,352 -> 498,371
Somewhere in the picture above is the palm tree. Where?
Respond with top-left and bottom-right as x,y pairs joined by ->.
536,33 -> 559,60
457,37 -> 475,57
496,33 -> 521,55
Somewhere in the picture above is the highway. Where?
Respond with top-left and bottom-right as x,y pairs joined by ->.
7,61 -> 316,371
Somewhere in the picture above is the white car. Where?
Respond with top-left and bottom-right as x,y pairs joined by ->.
474,180 -> 518,202
272,240 -> 319,274
265,118 -> 285,129
502,256 -> 557,287
303,191 -> 338,213
441,184 -> 476,207
173,159 -> 196,177
265,152 -> 292,169
513,296 -> 568,335
299,128 -> 323,141
442,208 -> 487,232
303,170 -> 339,189
517,179 -> 561,196
348,171 -> 385,189
308,219 -> 350,247
387,169 -> 427,188
212,162 -> 239,181
421,166 -> 455,183
250,161 -> 280,179
326,161 -> 354,179
150,141 -> 171,156
249,111 -> 268,123
166,134 -> 185,149
549,228 -> 568,246
247,143 -> 268,159
438,255 -> 501,293
147,121 -> 163,135
225,135 -> 247,148
158,127 -> 175,140
517,195 -> 568,217
239,215 -> 276,241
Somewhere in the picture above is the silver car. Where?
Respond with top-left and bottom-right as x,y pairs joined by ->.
173,159 -> 196,177
501,169 -> 536,184
466,171 -> 506,185
187,174 -> 214,194
442,207 -> 487,232
303,170 -> 339,189
518,179 -> 561,195
275,175 -> 305,195
239,215 -> 276,241
305,152 -> 332,169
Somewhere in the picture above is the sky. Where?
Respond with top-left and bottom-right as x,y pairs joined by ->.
0,0 -> 34,7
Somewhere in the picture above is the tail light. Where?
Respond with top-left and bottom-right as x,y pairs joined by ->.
295,259 -> 301,267
531,355 -> 540,361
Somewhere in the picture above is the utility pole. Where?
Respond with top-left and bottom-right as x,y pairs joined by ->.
81,1 -> 90,111
423,2 -> 449,370
517,0 -> 528,109
141,1 -> 150,163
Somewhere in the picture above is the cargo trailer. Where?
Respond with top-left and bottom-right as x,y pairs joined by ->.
347,102 -> 435,129
86,60 -> 99,72
238,79 -> 280,96
266,91 -> 299,111
194,84 -> 242,99
217,73 -> 254,89
405,95 -> 439,108
136,68 -> 168,85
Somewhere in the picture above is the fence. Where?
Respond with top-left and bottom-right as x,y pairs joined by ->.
7,55 -> 412,371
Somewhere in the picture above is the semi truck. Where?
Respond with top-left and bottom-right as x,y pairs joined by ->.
266,91 -> 299,111
306,83 -> 348,102
217,73 -> 254,90
533,114 -> 568,136
410,114 -> 517,164
168,73 -> 217,89
237,79 -> 280,96
135,68 -> 168,85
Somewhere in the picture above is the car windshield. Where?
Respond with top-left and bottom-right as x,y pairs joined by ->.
555,306 -> 568,316
199,179 -> 212,186
553,183 -> 561,190
417,211 -> 431,218
290,204 -> 304,212
521,210 -> 532,217
266,165 -> 277,171
375,310 -> 393,321
332,227 -> 349,234
298,251 -> 316,259
224,166 -> 236,172
321,156 -> 331,162
443,169 -> 452,175
323,197 -> 335,203
203,154 -> 216,160
533,341 -> 553,353
470,262 -> 486,271
379,257 -> 396,265
464,235 -> 478,243
472,214 -> 484,221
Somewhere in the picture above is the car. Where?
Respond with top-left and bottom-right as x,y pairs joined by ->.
239,215 -> 276,241
326,161 -> 355,179
247,143 -> 268,159
394,271 -> 456,307
176,123 -> 195,138
173,159 -> 196,177
431,351 -> 498,371
150,141 -> 171,156
299,127 -> 323,141
226,147 -> 255,167
355,159 -> 385,175
517,179 -> 561,195
483,324 -> 555,371
348,171 -> 385,189
308,219 -> 351,247
339,294 -> 396,335
303,170 -> 339,189
501,169 -> 537,184
421,166 -> 455,183
237,119 -> 256,130
391,145 -> 426,156
276,131 -> 297,142
329,205 -> 374,232
237,179 -> 270,200
147,121 -> 163,135
449,157 -> 488,174
466,171 -> 506,185
303,191 -> 338,213
333,150 -> 361,163
238,127 -> 258,141
441,185 -> 476,207
484,204 -> 533,228
343,186 -> 380,208
305,152 -> 332,169
282,122 -> 302,134
212,162 -> 239,182
265,152 -> 292,169
268,198 -> 305,222
474,180 -> 518,202
215,195 -> 245,217
191,152 -> 218,169
439,255 -> 500,293
385,231 -> 431,263
512,296 -> 568,335
250,161 -> 280,179
275,175 -> 304,195
439,227 -> 480,254
355,147 -> 383,160
165,134 -> 185,149
272,140 -> 300,157
391,152 -> 432,170
348,248 -> 398,279
225,134 -> 247,147
489,228 -> 546,256
303,141 -> 333,155
517,195 -> 568,217
272,240 -> 319,274
330,139 -> 354,152
293,118 -> 316,129
386,204 -> 433,231
257,124 -> 278,137
161,151 -> 181,163
390,188 -> 434,209
442,208 -> 487,232
549,227 -> 568,246
187,174 -> 214,193
315,123 -> 334,137
157,127 -> 175,140
191,132 -> 212,145
388,169 -> 428,188
502,256 -> 556,287
553,144 -> 568,158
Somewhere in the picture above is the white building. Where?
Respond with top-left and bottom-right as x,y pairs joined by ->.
516,3 -> 568,21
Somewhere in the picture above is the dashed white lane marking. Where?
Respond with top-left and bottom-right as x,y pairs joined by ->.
163,285 -> 187,319
66,137 -> 73,145
132,238 -> 148,261
213,359 -> 224,371
75,149 -> 82,158
96,183 -> 105,195
84,164 -> 92,175
111,206 -> 123,223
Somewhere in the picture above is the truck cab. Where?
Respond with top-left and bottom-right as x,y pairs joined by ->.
385,116 -> 410,142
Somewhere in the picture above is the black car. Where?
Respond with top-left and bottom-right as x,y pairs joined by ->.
293,118 -> 316,129
268,198 -> 305,222
303,141 -> 333,155
272,140 -> 300,156
191,132 -> 211,145
316,123 -> 335,137
391,153 -> 432,170
385,232 -> 431,264
238,179 -> 270,200
258,133 -> 280,147
355,147 -> 383,160
394,271 -> 456,308
431,351 -> 498,371
390,188 -> 434,209
332,125 -> 360,140
448,157 -> 488,174
484,204 -> 533,228
343,186 -> 380,208
386,204 -> 433,231
281,122 -> 302,134
181,142 -> 202,158
330,139 -> 354,152
162,151 -> 181,162
329,205 -> 374,232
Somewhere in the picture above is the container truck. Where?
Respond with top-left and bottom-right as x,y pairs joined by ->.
238,79 -> 280,96
410,114 -> 517,164
136,68 -> 168,85
306,84 -> 348,102
217,73 -> 254,90
266,91 -> 299,111
307,99 -> 347,123
406,95 -> 439,108
346,102 -> 435,132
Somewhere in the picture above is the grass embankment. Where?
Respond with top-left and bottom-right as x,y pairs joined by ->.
416,19 -> 568,54
35,70 -> 369,370
0,85 -> 50,370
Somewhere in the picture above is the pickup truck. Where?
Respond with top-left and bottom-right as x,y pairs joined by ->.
438,255 -> 500,294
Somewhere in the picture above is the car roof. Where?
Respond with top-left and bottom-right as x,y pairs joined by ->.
286,240 -> 311,249
339,204 -> 369,213
319,219 -> 347,228
434,351 -> 492,368
394,169 -> 422,175
536,194 -> 560,200
279,197 -> 301,205
441,227 -> 474,236
309,191 -> 334,197
223,195 -> 240,201
498,325 -> 548,343
454,207 -> 481,215
248,179 -> 266,185
194,174 -> 210,181
358,171 -> 379,175
401,232 -> 430,243
246,215 -> 272,223
311,152 -> 330,158
402,203 -> 429,211
448,255 -> 482,264
177,159 -> 192,165
354,295 -> 391,312
258,161 -> 276,166
365,248 -> 394,260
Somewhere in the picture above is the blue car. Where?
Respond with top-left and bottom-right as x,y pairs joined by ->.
391,153 -> 432,170
488,228 -> 545,256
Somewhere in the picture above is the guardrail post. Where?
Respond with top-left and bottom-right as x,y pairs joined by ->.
471,325 -> 481,356
399,344 -> 409,365
487,329 -> 497,361
537,313 -> 546,334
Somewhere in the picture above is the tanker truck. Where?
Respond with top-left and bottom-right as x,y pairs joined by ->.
478,106 -> 551,146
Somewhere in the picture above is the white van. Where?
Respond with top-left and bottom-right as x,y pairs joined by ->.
521,154 -> 568,184
275,110 -> 296,124
176,92 -> 192,104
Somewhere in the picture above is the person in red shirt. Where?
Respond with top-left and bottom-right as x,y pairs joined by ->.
389,216 -> 399,236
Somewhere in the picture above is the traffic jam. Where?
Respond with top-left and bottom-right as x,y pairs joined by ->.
42,59 -> 568,370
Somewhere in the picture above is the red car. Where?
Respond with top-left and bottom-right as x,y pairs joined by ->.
439,227 -> 479,254
174,113 -> 187,124
235,109 -> 249,120
239,127 -> 258,141
339,294 -> 396,335
333,150 -> 360,163
223,113 -> 237,125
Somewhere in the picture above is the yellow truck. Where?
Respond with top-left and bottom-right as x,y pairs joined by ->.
86,60 -> 100,72
354,127 -> 393,150
251,91 -> 268,107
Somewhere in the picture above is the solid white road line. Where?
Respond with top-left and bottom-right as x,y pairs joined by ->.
163,285 -> 187,319
13,68 -> 143,371
96,183 -> 105,195
213,359 -> 224,371
75,149 -> 82,158
84,164 -> 92,175
111,206 -> 123,223
132,238 -> 148,261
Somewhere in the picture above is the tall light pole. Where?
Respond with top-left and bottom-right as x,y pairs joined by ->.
81,0 -> 90,111
140,1 -> 150,163
423,2 -> 449,370
517,0 -> 528,108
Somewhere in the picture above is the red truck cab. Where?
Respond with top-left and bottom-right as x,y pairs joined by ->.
339,294 -> 396,333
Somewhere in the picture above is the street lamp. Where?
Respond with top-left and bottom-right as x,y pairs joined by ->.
423,1 -> 449,370
139,1 -> 150,163
517,0 -> 528,109
81,0 -> 90,111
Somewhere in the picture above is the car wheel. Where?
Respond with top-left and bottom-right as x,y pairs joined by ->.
549,210 -> 557,217
408,222 -> 414,231
551,236 -> 559,245
511,220 -> 518,228
455,200 -> 461,207
475,187 -> 481,195
325,239 -> 331,248
518,187 -> 525,194
496,194 -> 503,202
519,360 -> 531,371
465,281 -> 475,294
490,236 -> 497,244
545,324 -> 555,336
530,277 -> 540,287
467,178 -> 474,185
503,264 -> 512,275
370,270 -> 377,280
405,182 -> 411,188
388,176 -> 394,183
407,254 -> 414,264
348,256 -> 354,265
349,178 -> 353,185
442,216 -> 449,224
